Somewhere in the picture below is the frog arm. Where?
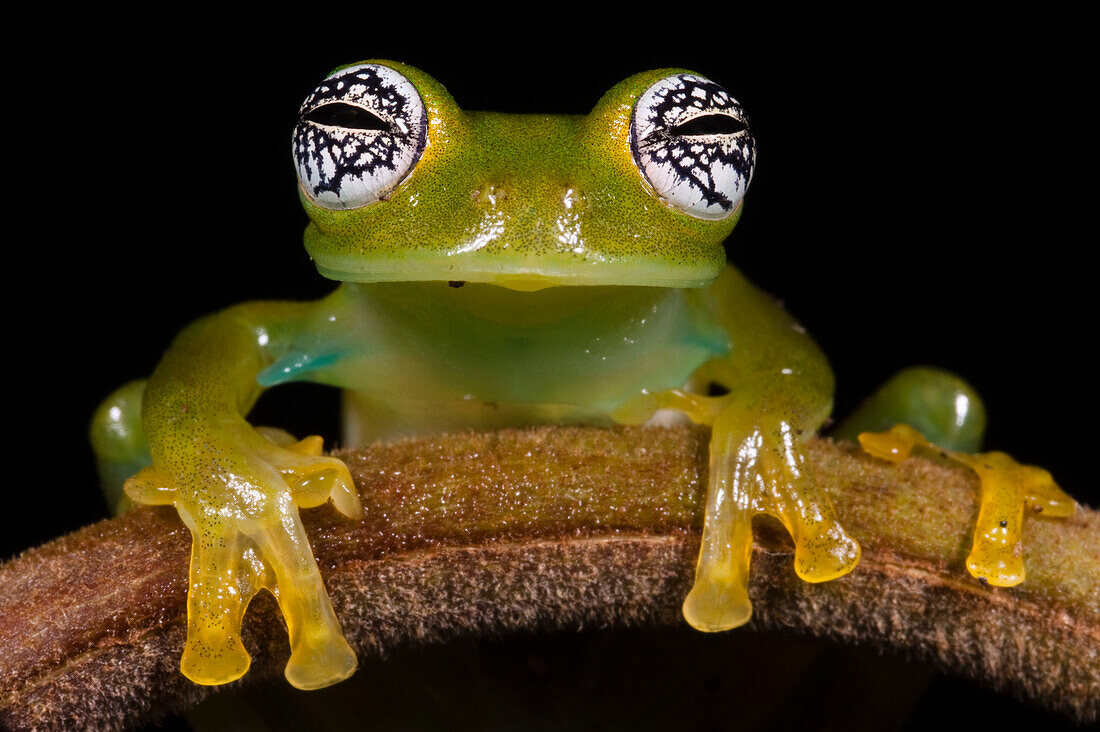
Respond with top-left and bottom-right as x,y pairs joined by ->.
614,265 -> 859,631
128,298 -> 361,690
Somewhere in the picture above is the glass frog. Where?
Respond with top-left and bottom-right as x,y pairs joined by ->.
89,60 -> 1074,691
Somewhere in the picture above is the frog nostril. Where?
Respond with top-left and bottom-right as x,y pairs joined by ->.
562,187 -> 586,211
472,184 -> 508,205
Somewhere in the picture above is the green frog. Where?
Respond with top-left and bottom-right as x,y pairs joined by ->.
90,60 -> 1073,691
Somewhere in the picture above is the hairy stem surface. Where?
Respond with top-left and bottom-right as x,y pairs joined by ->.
1,427 -> 1097,730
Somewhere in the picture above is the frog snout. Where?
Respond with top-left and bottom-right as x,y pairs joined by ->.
470,180 -> 587,216
470,183 -> 509,206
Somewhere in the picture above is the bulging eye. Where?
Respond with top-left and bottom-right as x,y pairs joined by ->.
293,63 -> 427,210
631,73 -> 755,219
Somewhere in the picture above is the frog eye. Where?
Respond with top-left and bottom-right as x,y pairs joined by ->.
631,73 -> 755,219
293,63 -> 427,210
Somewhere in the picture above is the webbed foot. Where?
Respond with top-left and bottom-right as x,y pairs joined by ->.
126,428 -> 361,688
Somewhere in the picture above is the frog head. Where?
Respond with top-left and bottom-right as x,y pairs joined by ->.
294,61 -> 755,291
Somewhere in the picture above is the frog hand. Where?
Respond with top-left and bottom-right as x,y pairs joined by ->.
124,429 -> 362,690
618,390 -> 860,631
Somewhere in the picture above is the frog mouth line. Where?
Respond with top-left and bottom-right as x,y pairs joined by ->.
311,255 -> 723,292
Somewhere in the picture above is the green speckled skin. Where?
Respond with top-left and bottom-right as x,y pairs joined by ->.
302,63 -> 738,289
92,61 -> 867,690
834,366 -> 987,452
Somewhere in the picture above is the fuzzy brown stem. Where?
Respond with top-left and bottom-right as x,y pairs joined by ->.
1,426 -> 1097,730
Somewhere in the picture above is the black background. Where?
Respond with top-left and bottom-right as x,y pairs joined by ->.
5,5 -> 1096,730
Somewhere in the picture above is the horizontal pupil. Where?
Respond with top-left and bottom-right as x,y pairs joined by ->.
303,102 -> 388,131
672,114 -> 746,137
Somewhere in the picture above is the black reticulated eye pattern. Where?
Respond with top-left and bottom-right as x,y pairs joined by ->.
293,64 -> 427,205
633,75 -> 755,215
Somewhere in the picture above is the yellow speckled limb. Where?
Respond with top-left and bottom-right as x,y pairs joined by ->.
614,267 -> 860,631
617,389 -> 860,630
859,424 -> 1075,586
128,301 -> 362,689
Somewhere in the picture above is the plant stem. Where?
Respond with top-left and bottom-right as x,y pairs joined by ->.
1,426 -> 1096,730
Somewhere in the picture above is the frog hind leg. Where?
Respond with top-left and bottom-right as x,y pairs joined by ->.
831,366 -> 986,452
835,367 -> 1076,586
89,380 -> 151,514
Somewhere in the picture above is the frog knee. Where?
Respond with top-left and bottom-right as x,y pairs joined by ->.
835,366 -> 986,453
89,379 -> 151,512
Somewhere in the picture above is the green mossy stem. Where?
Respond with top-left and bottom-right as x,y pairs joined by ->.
1,427 -> 1097,730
